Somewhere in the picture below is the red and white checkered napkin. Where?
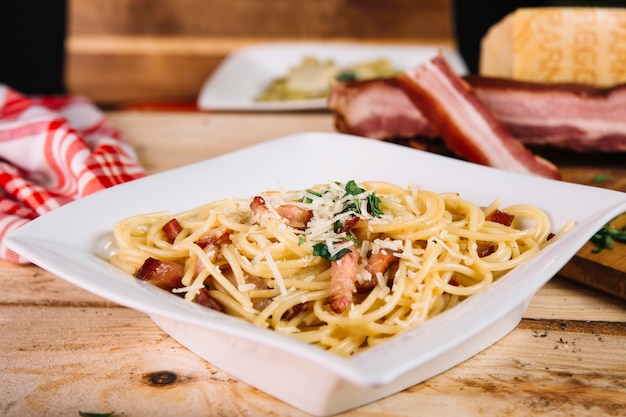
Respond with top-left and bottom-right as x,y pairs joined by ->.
0,84 -> 146,264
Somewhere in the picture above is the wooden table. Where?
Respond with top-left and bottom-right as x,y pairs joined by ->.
3,111 -> 626,417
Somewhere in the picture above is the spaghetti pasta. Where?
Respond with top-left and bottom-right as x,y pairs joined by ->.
109,180 -> 571,356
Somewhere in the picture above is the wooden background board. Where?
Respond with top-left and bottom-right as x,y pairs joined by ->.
65,0 -> 455,104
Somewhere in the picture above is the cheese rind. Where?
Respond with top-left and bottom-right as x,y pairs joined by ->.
480,7 -> 626,87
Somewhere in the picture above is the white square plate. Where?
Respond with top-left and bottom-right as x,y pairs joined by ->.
7,132 -> 626,416
197,42 -> 468,111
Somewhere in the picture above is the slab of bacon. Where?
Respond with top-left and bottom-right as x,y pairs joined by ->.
328,70 -> 626,155
328,77 -> 437,141
466,75 -> 626,152
396,55 -> 561,179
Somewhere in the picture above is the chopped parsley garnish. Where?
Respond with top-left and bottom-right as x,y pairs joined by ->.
303,189 -> 322,203
343,180 -> 365,196
335,71 -> 358,83
341,180 -> 383,217
313,242 -> 352,261
590,219 -> 626,253
345,235 -> 360,245
592,174 -> 608,183
305,181 -> 384,261
368,193 -> 384,217
340,199 -> 362,215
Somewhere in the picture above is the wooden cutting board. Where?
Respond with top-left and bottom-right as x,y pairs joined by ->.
553,152 -> 626,301
559,213 -> 626,301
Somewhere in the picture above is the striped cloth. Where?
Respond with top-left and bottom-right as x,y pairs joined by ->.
0,85 -> 146,264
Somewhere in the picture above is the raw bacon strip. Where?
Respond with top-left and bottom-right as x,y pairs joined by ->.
328,78 -> 436,140
329,75 -> 626,153
397,55 -> 561,180
466,75 -> 626,152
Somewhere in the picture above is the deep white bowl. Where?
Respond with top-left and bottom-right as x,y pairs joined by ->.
7,132 -> 626,416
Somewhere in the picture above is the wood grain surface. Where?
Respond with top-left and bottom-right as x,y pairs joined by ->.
65,0 -> 455,103
544,150 -> 626,300
3,262 -> 626,417
2,111 -> 626,417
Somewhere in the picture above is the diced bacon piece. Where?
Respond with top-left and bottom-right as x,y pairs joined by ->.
162,218 -> 182,243
195,226 -> 233,274
358,249 -> 397,293
328,245 -> 359,314
275,204 -> 313,229
245,275 -> 274,311
334,215 -> 359,234
485,208 -> 515,227
476,242 -> 497,258
250,196 -> 267,217
251,195 -> 313,229
281,302 -> 309,320
245,274 -> 268,290
193,287 -> 224,312
397,54 -> 561,180
221,270 -> 273,311
195,225 -> 233,249
365,249 -> 397,276
135,257 -> 184,290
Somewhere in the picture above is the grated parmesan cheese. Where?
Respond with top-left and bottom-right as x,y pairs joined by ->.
264,249 -> 287,294
238,283 -> 257,292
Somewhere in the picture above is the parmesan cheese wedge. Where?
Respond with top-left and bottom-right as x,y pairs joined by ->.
479,7 -> 626,87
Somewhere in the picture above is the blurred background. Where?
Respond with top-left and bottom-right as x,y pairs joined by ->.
2,0 -> 455,105
1,1 -> 67,95
2,0 -> 626,105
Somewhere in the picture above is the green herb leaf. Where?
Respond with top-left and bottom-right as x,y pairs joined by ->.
590,218 -> 626,253
335,71 -> 358,83
345,235 -> 360,245
312,243 -> 351,261
303,189 -> 322,203
344,180 -> 366,196
367,193 -> 383,217
592,174 -> 608,183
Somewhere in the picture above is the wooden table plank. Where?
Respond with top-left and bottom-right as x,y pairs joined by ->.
3,304 -> 625,417
106,111 -> 336,174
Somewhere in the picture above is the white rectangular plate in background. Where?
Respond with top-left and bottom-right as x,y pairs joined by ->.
197,42 -> 468,111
